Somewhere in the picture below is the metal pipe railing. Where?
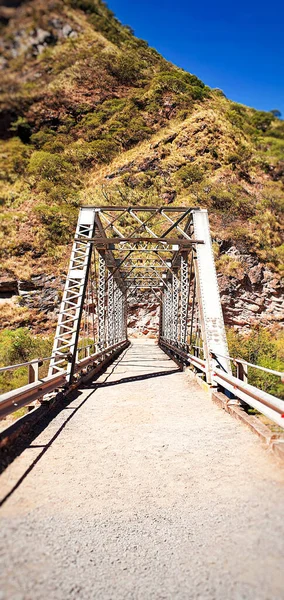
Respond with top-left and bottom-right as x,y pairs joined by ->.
213,370 -> 284,429
211,351 -> 284,379
159,336 -> 284,429
0,340 -> 128,420
0,355 -> 53,374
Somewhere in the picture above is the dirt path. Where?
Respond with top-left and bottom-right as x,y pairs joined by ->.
0,340 -> 283,599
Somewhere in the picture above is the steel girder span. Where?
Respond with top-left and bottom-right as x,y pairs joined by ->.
48,206 -> 231,385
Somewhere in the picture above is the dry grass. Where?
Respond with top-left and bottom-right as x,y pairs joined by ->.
0,301 -> 34,329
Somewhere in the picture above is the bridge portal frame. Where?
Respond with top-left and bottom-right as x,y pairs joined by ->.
49,206 -> 231,384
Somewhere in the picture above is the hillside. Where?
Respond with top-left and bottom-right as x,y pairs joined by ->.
0,0 -> 283,335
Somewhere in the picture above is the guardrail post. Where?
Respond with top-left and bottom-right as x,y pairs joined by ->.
28,361 -> 39,384
236,361 -> 248,384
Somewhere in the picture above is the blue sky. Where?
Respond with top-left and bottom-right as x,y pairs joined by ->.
108,0 -> 284,115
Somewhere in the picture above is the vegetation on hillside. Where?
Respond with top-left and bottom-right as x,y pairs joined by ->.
0,325 -> 282,400
0,0 -> 283,280
227,327 -> 284,399
0,0 -> 283,397
0,328 -> 53,393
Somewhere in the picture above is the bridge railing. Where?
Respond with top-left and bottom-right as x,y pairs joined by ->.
159,337 -> 284,429
211,351 -> 284,383
0,340 -> 128,421
0,355 -> 53,386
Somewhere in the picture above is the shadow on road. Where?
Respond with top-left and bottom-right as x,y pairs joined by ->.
0,345 -> 181,506
90,368 -> 180,389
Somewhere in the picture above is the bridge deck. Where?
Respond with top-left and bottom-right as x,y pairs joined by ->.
0,340 -> 283,599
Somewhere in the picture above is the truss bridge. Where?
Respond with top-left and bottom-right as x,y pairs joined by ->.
0,206 -> 284,600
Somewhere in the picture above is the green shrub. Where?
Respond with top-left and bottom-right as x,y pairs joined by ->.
213,88 -> 226,98
30,130 -> 56,149
153,73 -> 188,94
251,110 -> 274,132
182,72 -> 205,88
226,110 -> 244,128
78,99 -> 128,140
258,136 -> 284,160
227,146 -> 252,169
175,164 -> 204,186
42,141 -> 65,153
108,53 -> 146,85
0,328 -> 53,393
105,114 -> 152,148
35,203 -> 78,242
28,151 -> 75,183
208,185 -> 255,217
0,138 -> 31,182
37,181 -> 79,203
227,327 -> 284,398
191,85 -> 208,100
68,139 -> 118,165
270,244 -> 284,275
216,254 -> 243,277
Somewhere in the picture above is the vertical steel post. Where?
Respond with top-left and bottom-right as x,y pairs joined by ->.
158,294 -> 163,341
28,361 -> 39,384
192,209 -> 231,382
49,207 -> 96,382
113,280 -> 119,343
107,272 -> 114,347
123,293 -> 128,339
172,271 -> 179,344
180,253 -> 189,347
98,253 -> 106,351
237,361 -> 248,384
166,282 -> 172,341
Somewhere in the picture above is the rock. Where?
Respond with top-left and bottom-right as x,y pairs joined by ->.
218,251 -> 284,330
62,24 -> 72,37
248,265 -> 263,285
0,277 -> 18,296
127,291 -> 160,337
164,132 -> 178,144
160,189 -> 177,204
138,156 -> 159,172
10,28 -> 56,58
17,274 -> 63,315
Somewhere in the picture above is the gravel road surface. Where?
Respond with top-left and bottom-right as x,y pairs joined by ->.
0,340 -> 283,599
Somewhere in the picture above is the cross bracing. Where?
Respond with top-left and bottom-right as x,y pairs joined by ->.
49,206 -> 231,384
2,204 -> 283,431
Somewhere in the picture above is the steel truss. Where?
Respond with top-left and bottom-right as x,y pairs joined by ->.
49,206 -> 231,384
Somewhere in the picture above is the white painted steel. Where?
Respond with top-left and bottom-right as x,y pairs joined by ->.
192,210 -> 231,382
180,254 -> 189,346
213,372 -> 284,429
49,207 -> 96,379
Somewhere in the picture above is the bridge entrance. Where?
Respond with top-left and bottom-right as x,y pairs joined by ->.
1,205 -> 282,429
49,206 -> 230,385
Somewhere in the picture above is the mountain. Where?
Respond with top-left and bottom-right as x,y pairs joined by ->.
0,0 -> 283,334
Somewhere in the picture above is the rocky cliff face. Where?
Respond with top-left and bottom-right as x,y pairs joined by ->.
1,246 -> 282,336
217,248 -> 283,330
127,293 -> 160,338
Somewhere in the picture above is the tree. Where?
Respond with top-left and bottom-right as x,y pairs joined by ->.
270,109 -> 282,118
